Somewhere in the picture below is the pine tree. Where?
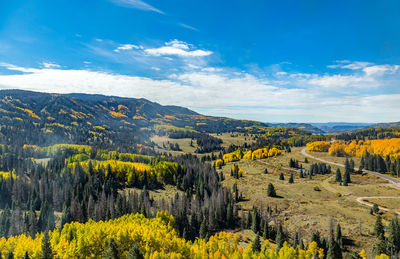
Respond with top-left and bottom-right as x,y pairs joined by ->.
263,220 -> 269,240
251,209 -> 260,233
326,238 -> 342,259
299,239 -> 305,250
335,168 -> 342,182
102,238 -> 119,259
374,215 -> 385,240
199,218 -> 208,239
343,170 -> 350,186
252,234 -> 261,252
275,224 -> 283,251
373,203 -> 379,214
267,183 -> 276,197
293,232 -> 299,247
41,232 -> 52,259
23,252 -> 30,259
288,173 -> 294,184
336,223 -> 343,249
127,243 -> 144,259
279,173 -> 284,180
264,168 -> 268,174
6,251 -> 14,259
299,170 -> 304,178
246,211 -> 252,229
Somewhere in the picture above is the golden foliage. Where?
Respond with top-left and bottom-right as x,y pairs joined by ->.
118,105 -> 129,114
306,141 -> 331,152
109,111 -> 128,118
93,126 -> 105,131
132,115 -> 145,120
0,212 -> 331,259
16,107 -> 41,120
244,148 -> 282,160
23,144 -> 38,149
0,171 -> 17,179
328,138 -> 400,159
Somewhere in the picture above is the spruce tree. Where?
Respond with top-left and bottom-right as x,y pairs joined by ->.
127,243 -> 144,259
275,224 -> 283,251
374,215 -> 385,240
336,224 -> 343,249
251,209 -> 260,234
246,211 -> 252,229
343,170 -> 350,186
293,232 -> 299,247
252,234 -> 261,252
267,183 -> 276,197
373,203 -> 379,214
6,251 -> 14,259
279,173 -> 284,180
102,238 -> 119,259
199,218 -> 208,239
41,232 -> 52,259
264,168 -> 268,174
335,168 -> 342,182
263,221 -> 269,240
288,173 -> 294,184
23,252 -> 30,259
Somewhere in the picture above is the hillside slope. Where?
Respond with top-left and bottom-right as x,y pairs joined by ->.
0,90 -> 267,146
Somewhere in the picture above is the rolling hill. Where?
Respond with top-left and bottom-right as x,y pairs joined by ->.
0,89 -> 267,147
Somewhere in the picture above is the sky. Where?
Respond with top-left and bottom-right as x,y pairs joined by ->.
0,0 -> 399,123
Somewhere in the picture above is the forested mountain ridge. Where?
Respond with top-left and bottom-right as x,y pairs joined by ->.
0,89 -> 267,146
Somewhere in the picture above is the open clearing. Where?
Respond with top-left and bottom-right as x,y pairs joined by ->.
217,146 -> 400,253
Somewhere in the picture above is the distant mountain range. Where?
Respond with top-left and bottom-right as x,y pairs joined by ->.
268,122 -> 400,134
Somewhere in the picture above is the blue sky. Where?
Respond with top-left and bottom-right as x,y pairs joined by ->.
0,0 -> 399,122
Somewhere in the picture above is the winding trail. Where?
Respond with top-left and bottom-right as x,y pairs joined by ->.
301,147 -> 400,187
255,148 -> 400,214
355,197 -> 400,214
300,147 -> 400,213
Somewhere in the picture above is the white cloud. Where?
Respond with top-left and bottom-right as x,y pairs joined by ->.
144,40 -> 212,57
41,62 -> 61,68
0,61 -> 399,122
114,44 -> 142,52
363,65 -> 399,76
110,0 -> 164,14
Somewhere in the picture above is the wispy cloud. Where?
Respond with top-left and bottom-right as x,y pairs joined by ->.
41,62 -> 60,68
179,23 -> 199,31
110,0 -> 164,14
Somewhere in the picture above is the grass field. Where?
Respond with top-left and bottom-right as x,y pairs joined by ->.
145,139 -> 399,254
217,147 -> 400,254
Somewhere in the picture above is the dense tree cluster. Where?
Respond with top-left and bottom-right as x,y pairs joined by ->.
310,163 -> 332,175
168,131 -> 223,153
336,127 -> 400,141
0,211 -> 329,258
328,139 -> 400,160
0,144 -> 238,242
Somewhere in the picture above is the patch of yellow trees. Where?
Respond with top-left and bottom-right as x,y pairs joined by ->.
0,212 -> 329,259
328,138 -> 400,159
306,141 -> 331,152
